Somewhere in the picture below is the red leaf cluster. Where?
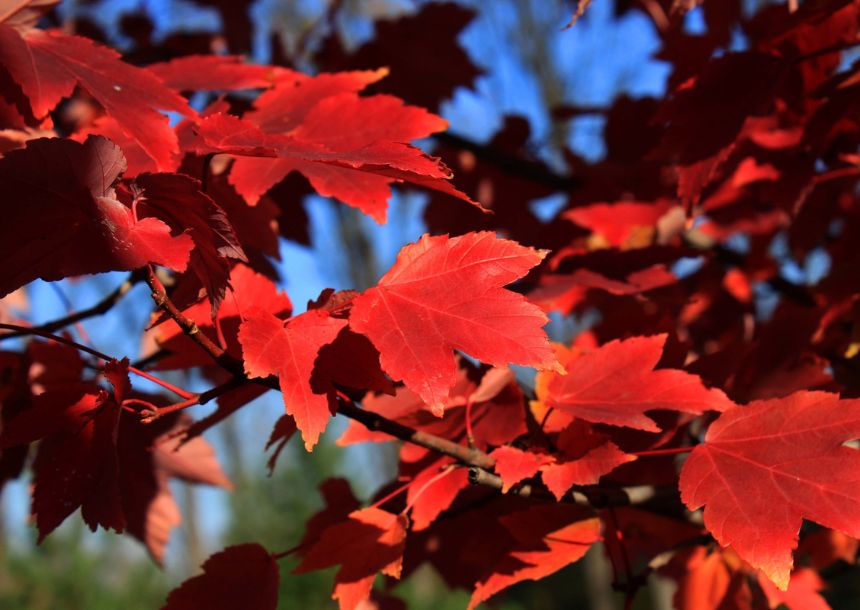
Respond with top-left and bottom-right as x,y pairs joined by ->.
3,2 -> 860,609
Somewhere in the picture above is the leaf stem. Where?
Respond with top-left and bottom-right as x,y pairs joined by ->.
139,377 -> 245,424
369,478 -> 415,510
0,321 -> 194,399
400,465 -> 458,516
632,446 -> 694,458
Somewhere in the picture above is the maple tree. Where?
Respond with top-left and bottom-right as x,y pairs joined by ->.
3,0 -> 860,609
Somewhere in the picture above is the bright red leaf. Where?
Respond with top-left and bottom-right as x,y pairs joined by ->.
0,24 -> 192,170
349,232 -> 559,413
546,335 -> 733,432
239,308 -> 347,450
680,391 -> 860,589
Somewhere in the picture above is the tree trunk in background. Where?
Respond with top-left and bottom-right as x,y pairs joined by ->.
584,546 -> 617,610
181,485 -> 204,574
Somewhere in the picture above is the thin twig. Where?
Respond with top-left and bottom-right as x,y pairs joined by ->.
433,131 -> 579,192
0,322 -> 193,399
0,273 -> 140,342
140,377 -> 245,424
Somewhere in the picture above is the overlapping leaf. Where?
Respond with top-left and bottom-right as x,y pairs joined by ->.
546,335 -> 733,431
295,507 -> 408,610
680,391 -> 860,590
0,18 -> 192,170
162,544 -> 279,610
349,232 -> 559,412
0,136 -> 194,298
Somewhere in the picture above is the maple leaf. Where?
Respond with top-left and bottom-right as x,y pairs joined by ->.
669,546 -> 831,610
120,413 -> 232,563
564,200 -> 678,247
295,507 -> 408,610
540,421 -> 637,500
0,136 -> 194,298
151,263 -> 292,371
183,67 -> 478,223
680,391 -> 860,590
146,55 -> 288,92
489,422 -> 636,501
239,307 -> 347,451
1,356 -> 132,539
318,3 -> 482,110
469,504 -> 600,609
0,22 -> 192,170
402,459 -> 470,531
162,543 -> 279,610
489,445 -> 546,493
655,52 -> 785,164
338,361 -> 525,450
545,334 -> 733,432
349,232 -> 559,413
532,265 -> 677,314
131,172 -> 247,316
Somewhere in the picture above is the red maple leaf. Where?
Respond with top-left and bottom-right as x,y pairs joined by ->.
185,68 -> 479,222
349,232 -> 559,413
0,136 -> 194,298
239,308 -> 347,450
146,55 -> 289,92
546,334 -> 733,431
0,16 -> 192,170
129,172 -> 247,316
295,506 -> 408,610
680,391 -> 860,589
162,543 -> 279,610
469,504 -> 600,609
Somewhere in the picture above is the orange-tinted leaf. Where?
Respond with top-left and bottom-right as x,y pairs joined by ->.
540,421 -> 636,500
758,568 -> 830,610
296,507 -> 408,610
489,446 -> 545,493
469,504 -> 600,609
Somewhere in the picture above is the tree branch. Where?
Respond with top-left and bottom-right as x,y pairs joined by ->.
433,131 -> 579,192
142,265 -> 681,510
0,272 -> 141,341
